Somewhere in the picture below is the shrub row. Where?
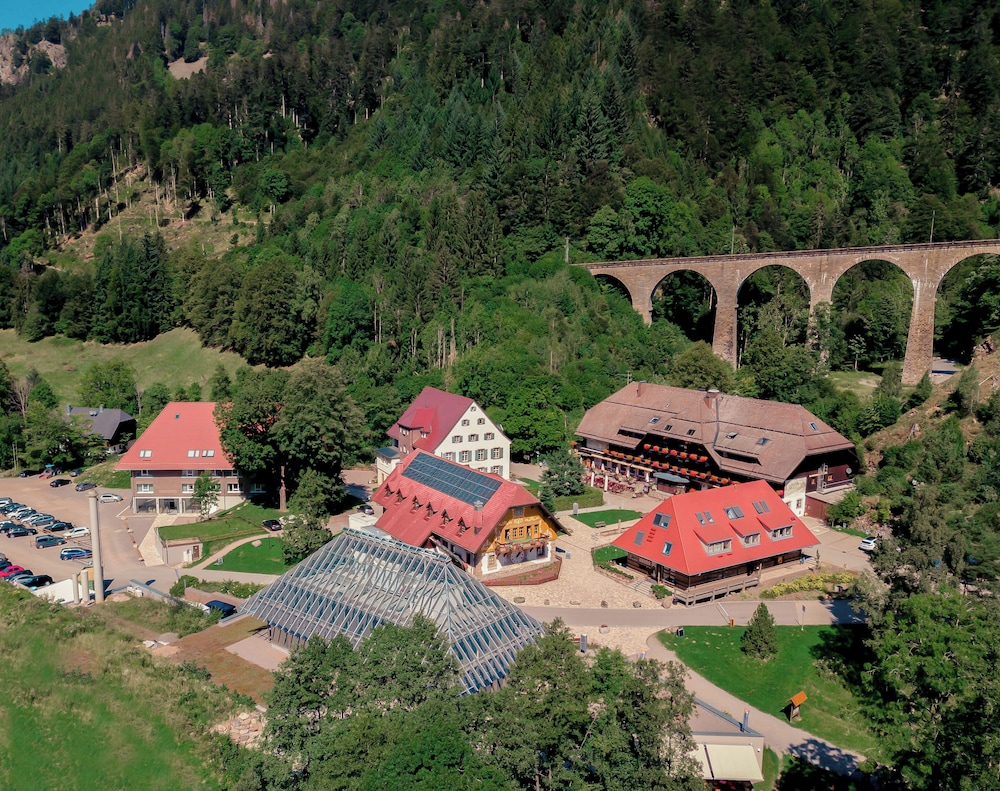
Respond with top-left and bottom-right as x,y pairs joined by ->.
760,572 -> 856,598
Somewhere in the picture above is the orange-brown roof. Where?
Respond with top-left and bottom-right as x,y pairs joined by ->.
576,383 -> 853,483
116,402 -> 231,472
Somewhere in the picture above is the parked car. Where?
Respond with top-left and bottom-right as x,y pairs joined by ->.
0,497 -> 11,506
0,503 -> 24,514
859,536 -> 878,552
17,574 -> 53,590
358,503 -> 375,516
64,527 -> 90,539
38,469 -> 55,480
18,470 -> 34,478
60,547 -> 92,561
7,571 -> 36,584
204,600 -> 237,618
35,535 -> 66,549
262,519 -> 282,531
49,478 -> 71,488
75,482 -> 97,492
25,514 -> 54,526
68,468 -> 83,477
0,565 -> 26,578
0,559 -> 11,571
45,522 -> 73,533
7,526 -> 38,538
8,507 -> 34,520
0,522 -> 17,534
99,493 -> 123,503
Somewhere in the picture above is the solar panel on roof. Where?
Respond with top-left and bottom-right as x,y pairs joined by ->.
402,453 -> 503,505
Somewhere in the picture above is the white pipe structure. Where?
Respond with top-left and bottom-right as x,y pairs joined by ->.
70,571 -> 79,604
88,493 -> 105,604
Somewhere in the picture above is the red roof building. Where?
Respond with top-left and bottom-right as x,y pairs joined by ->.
377,386 -> 511,482
612,480 -> 819,605
115,402 -> 251,516
372,450 -> 562,577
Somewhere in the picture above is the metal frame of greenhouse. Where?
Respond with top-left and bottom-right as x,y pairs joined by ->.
242,526 -> 545,693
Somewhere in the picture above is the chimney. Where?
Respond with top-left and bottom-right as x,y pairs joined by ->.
636,380 -> 646,397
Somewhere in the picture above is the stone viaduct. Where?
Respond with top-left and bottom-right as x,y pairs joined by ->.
577,239 -> 1000,384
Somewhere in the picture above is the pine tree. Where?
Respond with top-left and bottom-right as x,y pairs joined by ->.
741,603 -> 777,660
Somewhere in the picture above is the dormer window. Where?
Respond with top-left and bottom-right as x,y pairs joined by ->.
705,539 -> 732,555
743,533 -> 761,547
771,526 -> 792,539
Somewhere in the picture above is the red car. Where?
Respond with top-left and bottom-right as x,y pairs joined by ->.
0,565 -> 27,578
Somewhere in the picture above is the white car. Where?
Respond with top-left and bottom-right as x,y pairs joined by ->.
859,536 -> 878,553
65,526 -> 90,539
98,493 -> 123,504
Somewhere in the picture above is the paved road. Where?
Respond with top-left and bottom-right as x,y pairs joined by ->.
523,598 -> 864,628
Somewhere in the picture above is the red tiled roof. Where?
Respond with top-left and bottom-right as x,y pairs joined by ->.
576,383 -> 854,483
372,450 -> 539,554
612,480 -> 818,577
116,402 -> 231,472
387,386 -> 475,453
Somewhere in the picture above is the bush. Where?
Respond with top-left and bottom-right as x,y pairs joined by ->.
168,575 -> 264,599
651,584 -> 671,600
760,572 -> 855,599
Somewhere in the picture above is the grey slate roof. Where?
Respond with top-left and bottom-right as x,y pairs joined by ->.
242,526 -> 544,693
66,406 -> 136,441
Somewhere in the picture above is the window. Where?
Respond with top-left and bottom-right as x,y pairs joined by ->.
475,449 -> 487,461
513,506 -> 524,518
757,437 -> 770,446
809,422 -> 818,431
420,431 -> 428,438
772,526 -> 792,539
202,450 -> 215,457
139,449 -> 152,459
187,450 -> 199,458
752,499 -> 771,514
706,539 -> 732,555
743,533 -> 761,547
477,418 -> 485,425
181,483 -> 194,494
665,424 -> 673,431
687,428 -> 696,436
227,483 -> 242,494
182,469 -> 197,478
649,417 -> 660,424
443,452 -> 455,461
137,483 -> 153,494
468,434 -> 479,442
461,419 -> 470,426
452,435 -> 462,444
726,432 -> 738,439
705,510 -> 715,523
137,470 -> 152,478
459,450 -> 472,463
633,530 -> 646,546
661,541 -> 673,555
401,428 -> 409,436
484,432 -> 495,440
653,513 -> 672,528
695,512 -> 706,525
490,466 -> 503,475
250,483 -> 266,494
491,447 -> 504,459
724,505 -> 744,519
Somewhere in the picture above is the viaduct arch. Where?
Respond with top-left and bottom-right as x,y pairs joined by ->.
577,240 -> 1000,385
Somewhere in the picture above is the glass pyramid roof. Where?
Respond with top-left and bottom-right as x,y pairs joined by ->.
242,526 -> 544,693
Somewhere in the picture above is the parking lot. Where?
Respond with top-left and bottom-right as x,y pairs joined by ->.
1,475 -> 133,588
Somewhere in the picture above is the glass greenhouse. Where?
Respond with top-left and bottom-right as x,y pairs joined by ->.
242,526 -> 544,693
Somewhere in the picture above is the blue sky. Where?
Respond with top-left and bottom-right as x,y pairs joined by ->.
0,0 -> 94,34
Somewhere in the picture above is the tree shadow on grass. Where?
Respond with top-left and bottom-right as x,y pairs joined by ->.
809,622 -> 872,690
778,752 -> 875,791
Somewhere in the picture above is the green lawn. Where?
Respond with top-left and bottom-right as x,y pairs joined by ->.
573,508 -> 642,528
0,586 -> 239,790
215,537 -> 290,574
158,517 -> 265,542
593,545 -> 627,563
658,626 -> 880,758
0,326 -> 247,406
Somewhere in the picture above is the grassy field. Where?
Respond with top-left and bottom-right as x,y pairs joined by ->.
658,625 -> 880,759
592,545 -> 627,563
0,326 -> 248,406
0,585 -> 244,790
572,508 -> 642,527
518,478 -> 606,510
103,595 -> 221,636
215,536 -> 290,574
